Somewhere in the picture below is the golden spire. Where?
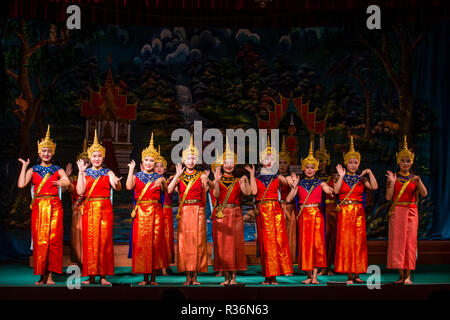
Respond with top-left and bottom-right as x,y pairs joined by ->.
343,135 -> 361,165
259,134 -> 278,163
211,148 -> 223,172
141,132 -> 160,160
301,139 -> 319,170
155,144 -> 167,168
315,135 -> 330,166
37,125 -> 56,154
77,139 -> 89,160
87,129 -> 106,158
279,135 -> 291,165
182,134 -> 199,161
396,135 -> 415,164
223,136 -> 237,164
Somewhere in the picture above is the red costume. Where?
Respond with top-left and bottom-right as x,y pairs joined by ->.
280,181 -> 297,264
162,191 -> 174,264
255,174 -> 293,277
297,178 -> 327,271
31,165 -> 64,275
213,176 -> 247,272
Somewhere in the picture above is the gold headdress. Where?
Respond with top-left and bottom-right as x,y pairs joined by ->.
141,132 -> 160,160
37,125 -> 56,154
396,135 -> 415,164
223,136 -> 237,164
278,136 -> 291,165
211,148 -> 223,172
301,140 -> 319,171
182,135 -> 199,161
315,136 -> 330,166
155,145 -> 167,168
77,139 -> 89,160
343,136 -> 361,165
87,129 -> 106,158
259,135 -> 278,163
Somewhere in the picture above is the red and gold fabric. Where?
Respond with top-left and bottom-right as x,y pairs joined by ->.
335,177 -> 368,274
131,172 -> 167,274
31,165 -> 63,275
81,169 -> 114,276
297,179 -> 327,271
70,175 -> 83,264
213,176 -> 247,272
176,170 -> 208,272
255,175 -> 293,277
321,175 -> 337,269
163,191 -> 174,263
279,180 -> 297,263
387,175 -> 418,270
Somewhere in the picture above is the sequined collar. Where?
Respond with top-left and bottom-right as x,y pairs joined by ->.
32,164 -> 60,178
397,172 -> 415,184
220,175 -> 239,188
85,167 -> 110,179
343,173 -> 362,188
181,170 -> 201,184
298,177 -> 322,192
256,173 -> 278,187
135,171 -> 161,184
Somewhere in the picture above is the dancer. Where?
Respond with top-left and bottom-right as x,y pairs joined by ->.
212,138 -> 250,285
286,141 -> 334,284
76,130 -> 122,285
334,136 -> 378,284
126,134 -> 167,285
167,136 -> 210,285
315,137 -> 338,275
386,136 -> 428,285
247,137 -> 293,285
279,136 -> 297,268
17,125 -> 70,285
155,146 -> 174,276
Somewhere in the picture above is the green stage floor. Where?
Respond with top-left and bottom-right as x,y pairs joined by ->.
1,264 -> 449,287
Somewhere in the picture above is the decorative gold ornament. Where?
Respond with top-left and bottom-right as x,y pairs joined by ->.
87,129 -> 106,158
141,132 -> 160,161
182,135 -> 199,162
37,125 -> 56,154
315,136 -> 330,166
278,135 -> 291,165
155,145 -> 167,168
259,135 -> 278,163
343,136 -> 361,165
77,139 -> 89,160
301,140 -> 319,171
396,135 -> 415,164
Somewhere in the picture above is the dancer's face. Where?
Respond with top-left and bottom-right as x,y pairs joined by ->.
90,151 -> 104,168
304,164 -> 317,178
154,162 -> 165,175
279,159 -> 289,174
39,148 -> 53,163
223,159 -> 235,174
346,158 -> 359,174
184,154 -> 197,170
399,157 -> 412,172
142,156 -> 155,172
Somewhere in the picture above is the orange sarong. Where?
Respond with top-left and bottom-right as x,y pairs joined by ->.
256,201 -> 293,277
82,199 -> 115,276
176,204 -> 208,272
334,203 -> 368,274
132,202 -> 167,274
31,197 -> 64,275
281,202 -> 297,264
163,206 -> 175,263
298,206 -> 327,271
213,206 -> 247,272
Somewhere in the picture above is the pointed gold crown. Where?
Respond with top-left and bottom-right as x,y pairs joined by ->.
141,132 -> 160,160
37,125 -> 56,154
87,129 -> 106,158
315,136 -> 330,166
396,135 -> 415,164
301,140 -> 319,170
223,136 -> 237,164
278,135 -> 291,165
182,135 -> 199,161
211,148 -> 223,172
77,139 -> 89,160
343,135 -> 361,165
155,145 -> 167,168
259,135 -> 278,163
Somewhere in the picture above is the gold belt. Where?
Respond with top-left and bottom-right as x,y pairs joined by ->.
36,195 -> 58,199
163,204 -> 173,209
395,201 -> 415,206
302,203 -> 321,208
325,199 -> 335,204
217,203 -> 240,208
87,197 -> 110,201
340,200 -> 362,205
183,199 -> 201,204
256,199 -> 278,204
139,199 -> 161,204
